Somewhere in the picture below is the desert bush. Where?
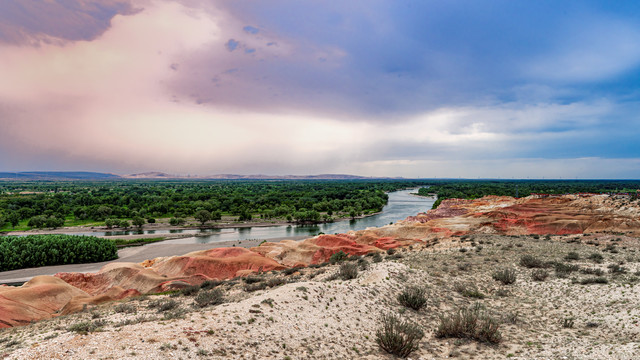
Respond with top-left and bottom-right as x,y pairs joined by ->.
114,303 -> 137,314
243,276 -> 263,284
492,268 -> 517,285
339,262 -> 359,280
200,280 -> 222,290
580,268 -> 605,276
194,289 -> 224,307
283,266 -> 303,275
163,308 -> 186,320
519,255 -> 544,268
376,313 -> 424,358
386,248 -> 397,255
372,253 -> 383,263
454,283 -> 485,298
148,299 -> 178,312
579,277 -> 608,285
67,320 -> 107,334
554,262 -> 580,277
531,269 -> 549,281
266,277 -> 287,287
244,282 -> 268,292
329,251 -> 349,264
180,285 -> 200,296
397,286 -> 428,310
564,252 -> 580,261
608,264 -> 627,274
358,257 -> 370,270
436,303 -> 501,344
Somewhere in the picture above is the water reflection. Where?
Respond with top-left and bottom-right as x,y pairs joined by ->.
63,189 -> 434,244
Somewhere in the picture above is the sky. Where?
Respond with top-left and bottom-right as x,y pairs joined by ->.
1,0 -> 640,178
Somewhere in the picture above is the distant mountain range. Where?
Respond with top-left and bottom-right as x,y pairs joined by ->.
0,171 -> 121,180
0,171 -> 399,180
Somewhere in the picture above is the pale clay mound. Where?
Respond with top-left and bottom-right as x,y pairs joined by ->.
4,234 -> 640,360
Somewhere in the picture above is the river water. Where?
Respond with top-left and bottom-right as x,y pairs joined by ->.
69,188 -> 434,244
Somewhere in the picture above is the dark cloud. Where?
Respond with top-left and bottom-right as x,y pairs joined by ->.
165,0 -> 640,125
0,0 -> 136,44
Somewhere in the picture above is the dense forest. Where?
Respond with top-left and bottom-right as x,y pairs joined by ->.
0,180 -> 429,231
419,180 -> 640,208
0,235 -> 118,271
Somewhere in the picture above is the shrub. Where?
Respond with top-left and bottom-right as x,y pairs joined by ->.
436,304 -> 501,344
283,266 -> 303,275
608,264 -> 627,274
114,303 -> 137,314
372,253 -> 383,263
244,282 -> 267,292
148,299 -> 178,312
579,277 -> 608,285
358,257 -> 369,270
163,308 -> 186,320
376,313 -> 424,358
588,253 -> 604,263
580,268 -> 605,276
564,252 -> 580,261
554,262 -> 580,278
200,280 -> 222,290
454,283 -> 485,299
194,289 -> 224,307
68,320 -> 107,334
329,251 -> 349,264
492,268 -> 517,285
397,286 -> 428,310
180,285 -> 200,296
243,276 -> 263,284
531,269 -> 549,281
339,262 -> 359,280
519,255 -> 544,268
266,277 -> 287,287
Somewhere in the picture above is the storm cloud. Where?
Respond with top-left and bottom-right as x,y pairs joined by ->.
1,0 -> 640,178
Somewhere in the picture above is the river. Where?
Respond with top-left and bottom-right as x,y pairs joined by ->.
67,188 -> 434,244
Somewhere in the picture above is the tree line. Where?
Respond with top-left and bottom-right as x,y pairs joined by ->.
419,180 -> 640,208
0,234 -> 118,271
0,180 -> 429,230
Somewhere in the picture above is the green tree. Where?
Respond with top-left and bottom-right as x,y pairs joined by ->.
119,220 -> 130,228
7,212 -> 20,228
195,209 -> 211,226
105,218 -> 117,229
28,215 -> 47,229
132,216 -> 145,229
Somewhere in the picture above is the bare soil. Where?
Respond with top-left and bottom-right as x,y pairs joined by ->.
3,234 -> 640,359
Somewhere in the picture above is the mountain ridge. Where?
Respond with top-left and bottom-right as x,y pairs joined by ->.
0,171 -> 402,180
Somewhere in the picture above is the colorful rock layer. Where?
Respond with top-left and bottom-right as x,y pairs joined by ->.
2,194 -> 639,328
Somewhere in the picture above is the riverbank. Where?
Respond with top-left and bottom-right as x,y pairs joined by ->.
0,212 -> 382,240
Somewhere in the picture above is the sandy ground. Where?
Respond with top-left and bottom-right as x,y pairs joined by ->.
3,234 -> 640,359
0,236 -> 308,284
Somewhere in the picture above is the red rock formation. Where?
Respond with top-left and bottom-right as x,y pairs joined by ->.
3,193 -> 640,328
0,276 -> 88,328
